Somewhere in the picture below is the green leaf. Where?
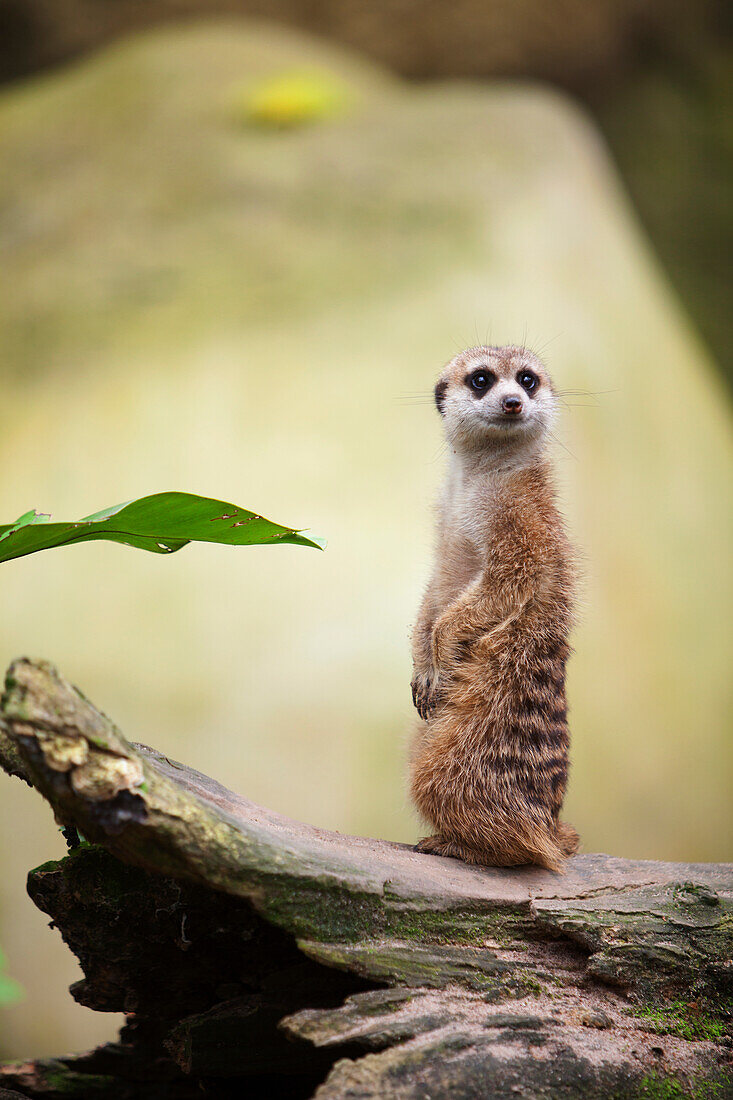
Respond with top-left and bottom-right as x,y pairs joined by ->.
0,492 -> 325,565
4,509 -> 51,529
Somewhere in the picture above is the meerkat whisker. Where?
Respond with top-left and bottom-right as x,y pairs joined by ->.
547,431 -> 578,461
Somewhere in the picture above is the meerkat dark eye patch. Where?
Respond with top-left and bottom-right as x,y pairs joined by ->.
465,369 -> 496,397
517,369 -> 539,394
434,380 -> 449,414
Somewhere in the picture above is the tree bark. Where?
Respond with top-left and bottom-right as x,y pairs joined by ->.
0,658 -> 731,1098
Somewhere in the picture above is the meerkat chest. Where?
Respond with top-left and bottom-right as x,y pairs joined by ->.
442,473 -> 498,554
434,481 -> 493,604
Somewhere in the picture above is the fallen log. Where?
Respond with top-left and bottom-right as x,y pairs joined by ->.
0,658 -> 731,1098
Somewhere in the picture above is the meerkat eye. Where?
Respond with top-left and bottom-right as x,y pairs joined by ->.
517,370 -> 539,393
466,369 -> 496,395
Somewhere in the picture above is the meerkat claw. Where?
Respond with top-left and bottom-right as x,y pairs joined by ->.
413,835 -> 443,854
411,675 -> 437,720
412,666 -> 446,719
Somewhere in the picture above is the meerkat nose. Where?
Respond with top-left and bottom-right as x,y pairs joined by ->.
501,395 -> 523,415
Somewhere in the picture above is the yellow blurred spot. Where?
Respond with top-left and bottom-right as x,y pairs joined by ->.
235,70 -> 351,128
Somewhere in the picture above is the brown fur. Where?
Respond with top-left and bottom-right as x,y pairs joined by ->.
409,345 -> 580,872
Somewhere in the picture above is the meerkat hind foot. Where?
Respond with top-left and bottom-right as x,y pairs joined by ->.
414,835 -> 460,859
415,835 -> 565,871
414,835 -> 487,862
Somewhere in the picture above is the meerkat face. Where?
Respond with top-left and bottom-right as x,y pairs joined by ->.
434,345 -> 556,452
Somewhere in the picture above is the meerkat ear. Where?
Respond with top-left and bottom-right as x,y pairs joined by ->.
434,380 -> 448,415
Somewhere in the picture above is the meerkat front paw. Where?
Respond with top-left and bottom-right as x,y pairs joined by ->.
411,670 -> 442,720
431,615 -> 472,670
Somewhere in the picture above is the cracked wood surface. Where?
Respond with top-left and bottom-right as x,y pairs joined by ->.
0,658 -> 729,922
1,657 -> 731,1098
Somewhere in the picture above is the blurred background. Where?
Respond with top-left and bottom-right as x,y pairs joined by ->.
0,0 -> 731,1062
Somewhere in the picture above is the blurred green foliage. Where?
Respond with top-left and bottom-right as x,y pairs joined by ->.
0,945 -> 23,1009
595,44 -> 733,388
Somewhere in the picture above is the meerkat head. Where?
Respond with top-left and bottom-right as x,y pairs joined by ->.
434,345 -> 556,456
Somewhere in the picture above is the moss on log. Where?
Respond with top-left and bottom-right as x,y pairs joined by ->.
0,658 -> 731,1098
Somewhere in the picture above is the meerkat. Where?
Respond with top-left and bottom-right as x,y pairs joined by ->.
409,345 -> 579,873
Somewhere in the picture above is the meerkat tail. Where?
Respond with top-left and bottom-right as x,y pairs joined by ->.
517,826 -> 568,873
555,821 -> 580,857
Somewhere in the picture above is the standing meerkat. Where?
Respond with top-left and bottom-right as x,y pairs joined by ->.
409,345 -> 579,872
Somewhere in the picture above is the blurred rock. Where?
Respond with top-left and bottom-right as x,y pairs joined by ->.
1,1 -> 730,380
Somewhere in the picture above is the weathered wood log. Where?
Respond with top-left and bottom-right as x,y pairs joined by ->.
0,658 -> 731,1098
